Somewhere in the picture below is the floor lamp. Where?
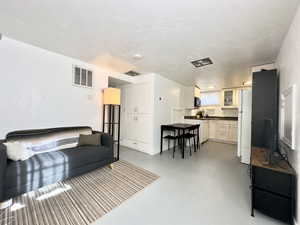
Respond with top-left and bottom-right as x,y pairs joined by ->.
102,88 -> 121,161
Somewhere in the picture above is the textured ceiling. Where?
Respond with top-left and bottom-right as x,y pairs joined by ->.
0,0 -> 299,89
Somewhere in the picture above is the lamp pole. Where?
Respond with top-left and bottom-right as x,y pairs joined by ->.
102,88 -> 121,161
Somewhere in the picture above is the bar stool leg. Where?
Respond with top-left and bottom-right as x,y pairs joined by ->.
173,139 -> 176,158
189,138 -> 192,156
193,136 -> 197,152
197,128 -> 200,149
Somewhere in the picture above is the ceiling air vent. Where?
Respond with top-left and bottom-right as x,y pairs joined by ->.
125,70 -> 141,76
191,57 -> 213,68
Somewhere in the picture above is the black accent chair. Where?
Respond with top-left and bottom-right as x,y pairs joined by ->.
0,126 -> 114,204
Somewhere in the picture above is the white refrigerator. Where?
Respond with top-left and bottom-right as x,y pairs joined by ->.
237,89 -> 252,164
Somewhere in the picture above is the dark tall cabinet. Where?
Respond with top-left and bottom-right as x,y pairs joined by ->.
250,69 -> 295,224
251,69 -> 279,147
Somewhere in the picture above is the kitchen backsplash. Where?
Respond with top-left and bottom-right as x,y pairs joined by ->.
190,107 -> 238,117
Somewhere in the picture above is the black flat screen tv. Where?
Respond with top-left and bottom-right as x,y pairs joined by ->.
263,118 -> 277,165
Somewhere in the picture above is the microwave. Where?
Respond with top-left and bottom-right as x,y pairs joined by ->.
194,97 -> 201,107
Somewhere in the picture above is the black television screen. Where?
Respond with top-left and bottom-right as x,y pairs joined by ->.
263,118 -> 275,164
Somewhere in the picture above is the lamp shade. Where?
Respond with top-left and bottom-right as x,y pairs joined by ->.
103,88 -> 121,105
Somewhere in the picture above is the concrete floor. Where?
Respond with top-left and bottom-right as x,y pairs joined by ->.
93,141 -> 286,225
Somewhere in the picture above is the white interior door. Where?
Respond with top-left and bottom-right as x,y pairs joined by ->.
136,83 -> 151,114
241,90 -> 252,164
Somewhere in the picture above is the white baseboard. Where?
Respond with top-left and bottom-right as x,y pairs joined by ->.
208,138 -> 237,145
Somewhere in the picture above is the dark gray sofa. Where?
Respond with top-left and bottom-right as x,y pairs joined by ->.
0,126 -> 114,202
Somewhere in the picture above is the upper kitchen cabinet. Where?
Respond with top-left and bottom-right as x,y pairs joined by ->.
222,89 -> 238,107
194,86 -> 201,98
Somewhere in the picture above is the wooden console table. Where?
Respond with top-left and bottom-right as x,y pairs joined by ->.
251,147 -> 295,224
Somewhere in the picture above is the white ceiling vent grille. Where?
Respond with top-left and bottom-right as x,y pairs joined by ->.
73,65 -> 93,88
191,57 -> 213,68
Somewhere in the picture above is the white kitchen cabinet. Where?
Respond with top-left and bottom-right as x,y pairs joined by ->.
125,113 -> 153,143
125,114 -> 138,140
124,83 -> 152,115
222,89 -> 239,107
215,121 -> 228,140
200,120 -> 209,143
223,89 -> 234,106
120,113 -> 153,153
134,83 -> 152,114
184,119 -> 198,125
209,120 -> 217,139
227,121 -> 238,143
137,114 -> 152,143
120,82 -> 154,154
184,119 -> 209,144
209,120 -> 238,144
184,119 -> 238,144
125,85 -> 135,114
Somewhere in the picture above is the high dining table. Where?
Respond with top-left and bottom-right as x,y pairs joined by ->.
160,123 -> 200,158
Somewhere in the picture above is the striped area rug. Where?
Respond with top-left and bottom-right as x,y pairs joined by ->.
0,160 -> 159,225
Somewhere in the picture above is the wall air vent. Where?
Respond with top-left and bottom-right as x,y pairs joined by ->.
73,65 -> 93,88
191,57 -> 213,68
125,70 -> 141,76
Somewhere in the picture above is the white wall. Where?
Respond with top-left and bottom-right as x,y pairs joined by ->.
0,36 -> 109,138
118,73 -> 193,154
152,74 -> 192,153
276,5 -> 300,222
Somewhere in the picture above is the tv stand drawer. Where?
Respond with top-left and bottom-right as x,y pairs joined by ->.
253,188 -> 292,223
252,166 -> 292,197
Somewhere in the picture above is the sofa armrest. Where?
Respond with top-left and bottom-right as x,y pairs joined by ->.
101,133 -> 114,149
0,143 -> 7,201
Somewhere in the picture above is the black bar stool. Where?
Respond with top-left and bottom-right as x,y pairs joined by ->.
181,125 -> 198,156
162,127 -> 178,158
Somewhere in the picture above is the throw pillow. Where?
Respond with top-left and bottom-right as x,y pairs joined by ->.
78,133 -> 102,146
3,141 -> 34,161
22,129 -> 92,154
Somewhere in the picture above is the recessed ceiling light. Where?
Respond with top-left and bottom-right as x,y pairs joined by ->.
208,85 -> 215,89
133,54 -> 143,60
191,57 -> 213,68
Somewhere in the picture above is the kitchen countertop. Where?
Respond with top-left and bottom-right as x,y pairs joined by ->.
184,116 -> 238,121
